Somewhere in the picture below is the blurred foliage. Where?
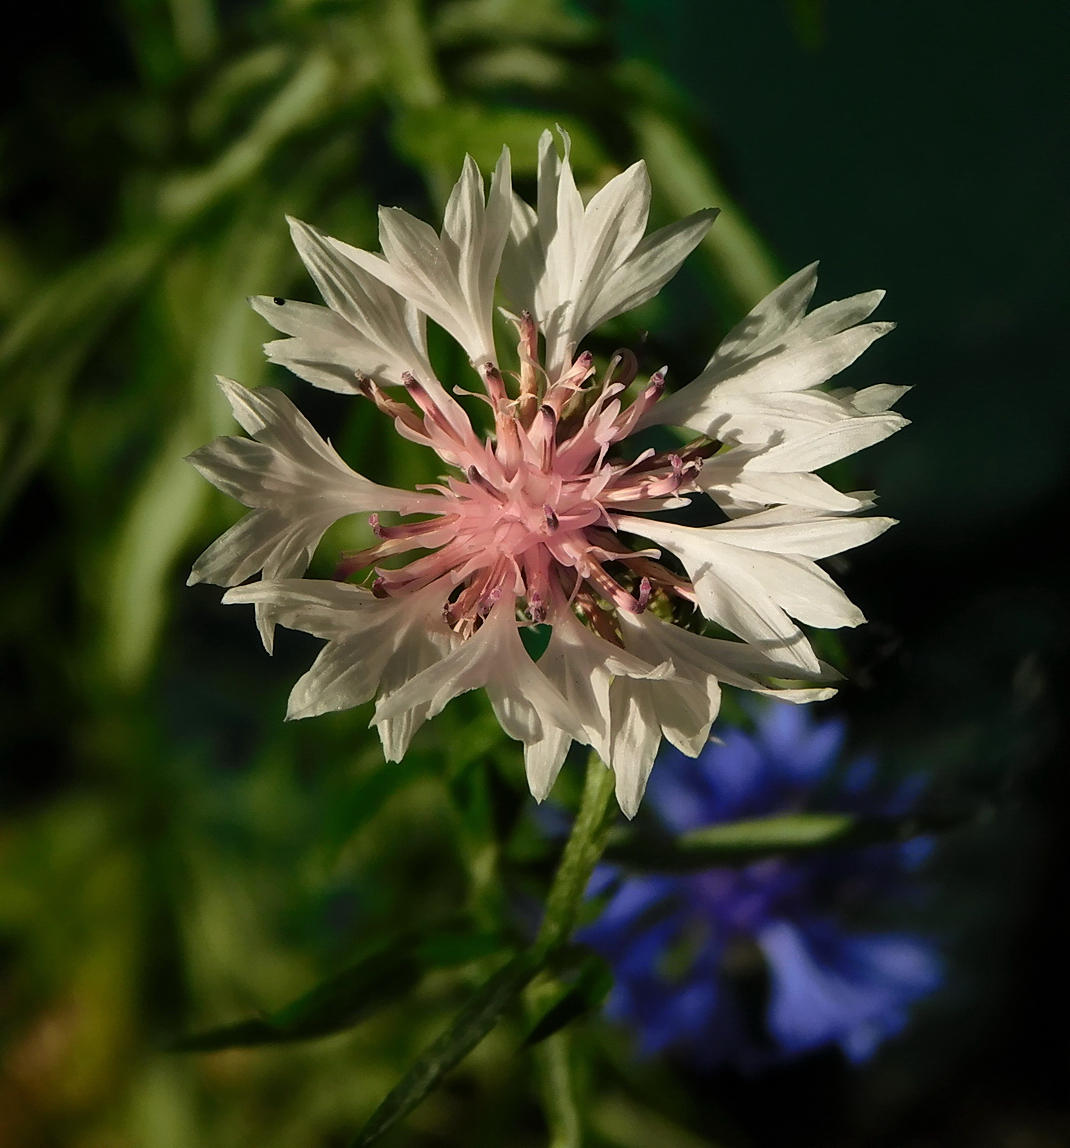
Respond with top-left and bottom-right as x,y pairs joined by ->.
0,0 -> 786,1144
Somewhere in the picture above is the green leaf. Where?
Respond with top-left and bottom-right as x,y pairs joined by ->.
170,944 -> 422,1051
394,102 -> 605,178
351,953 -> 540,1147
603,807 -> 973,871
169,926 -> 510,1053
415,929 -> 505,968
523,955 -> 613,1047
686,812 -> 854,850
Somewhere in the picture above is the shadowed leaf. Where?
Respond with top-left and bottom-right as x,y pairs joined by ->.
523,954 -> 613,1047
169,942 -> 423,1051
351,952 -> 540,1147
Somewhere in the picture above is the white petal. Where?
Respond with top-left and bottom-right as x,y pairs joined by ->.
222,578 -> 387,638
606,682 -> 663,818
709,261 -> 819,369
537,598 -> 667,753
503,132 -> 709,379
705,506 -> 896,558
579,208 -> 718,333
375,618 -> 457,761
621,609 -> 839,697
188,507 -> 324,590
524,726 -> 572,802
719,550 -> 867,629
569,161 -> 651,309
499,192 -> 541,315
699,457 -> 871,514
851,383 -> 911,414
649,322 -> 894,434
334,151 -> 512,366
615,515 -> 821,672
188,380 -> 423,650
794,289 -> 885,341
638,262 -> 896,444
222,580 -> 455,749
372,600 -> 586,753
739,415 -> 908,473
256,217 -> 435,390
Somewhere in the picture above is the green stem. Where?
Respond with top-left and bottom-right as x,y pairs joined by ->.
535,750 -> 616,959
532,1029 -> 581,1148
525,751 -> 613,1147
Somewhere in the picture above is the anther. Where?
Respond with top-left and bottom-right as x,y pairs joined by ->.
543,505 -> 559,533
636,577 -> 652,612
478,586 -> 502,617
466,465 -> 504,500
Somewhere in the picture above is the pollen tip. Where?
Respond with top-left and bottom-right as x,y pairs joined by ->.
636,577 -> 652,612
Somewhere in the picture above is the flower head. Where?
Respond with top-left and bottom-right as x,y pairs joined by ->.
577,703 -> 942,1068
188,130 -> 907,814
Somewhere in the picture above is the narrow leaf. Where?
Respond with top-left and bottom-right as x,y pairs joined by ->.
352,953 -> 540,1147
603,806 -> 975,871
523,956 -> 613,1047
169,940 -> 423,1052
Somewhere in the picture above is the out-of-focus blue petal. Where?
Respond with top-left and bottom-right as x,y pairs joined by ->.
759,921 -> 941,1061
839,1018 -> 889,1064
899,836 -> 935,869
843,754 -> 877,797
586,863 -> 620,900
756,703 -> 844,783
643,977 -> 720,1054
887,772 -> 929,815
834,930 -> 943,998
590,875 -> 677,933
570,701 -> 942,1071
651,731 -> 767,829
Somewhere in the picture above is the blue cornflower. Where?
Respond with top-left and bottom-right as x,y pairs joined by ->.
578,703 -> 941,1070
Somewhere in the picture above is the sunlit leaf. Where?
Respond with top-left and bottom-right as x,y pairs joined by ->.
394,103 -> 605,178
604,807 -> 976,870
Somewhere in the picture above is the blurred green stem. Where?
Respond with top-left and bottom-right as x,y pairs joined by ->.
534,752 -> 616,959
532,1024 -> 581,1148
631,108 -> 782,311
523,753 -> 614,1147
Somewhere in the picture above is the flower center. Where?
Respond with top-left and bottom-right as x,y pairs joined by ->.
340,314 -> 712,637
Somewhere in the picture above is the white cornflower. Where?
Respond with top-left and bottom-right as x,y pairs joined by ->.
188,130 -> 903,815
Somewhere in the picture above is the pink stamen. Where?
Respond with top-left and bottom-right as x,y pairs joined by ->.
609,369 -> 666,441
355,340 -> 686,635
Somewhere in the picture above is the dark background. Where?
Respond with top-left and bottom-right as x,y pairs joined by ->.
618,3 -> 1070,1142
